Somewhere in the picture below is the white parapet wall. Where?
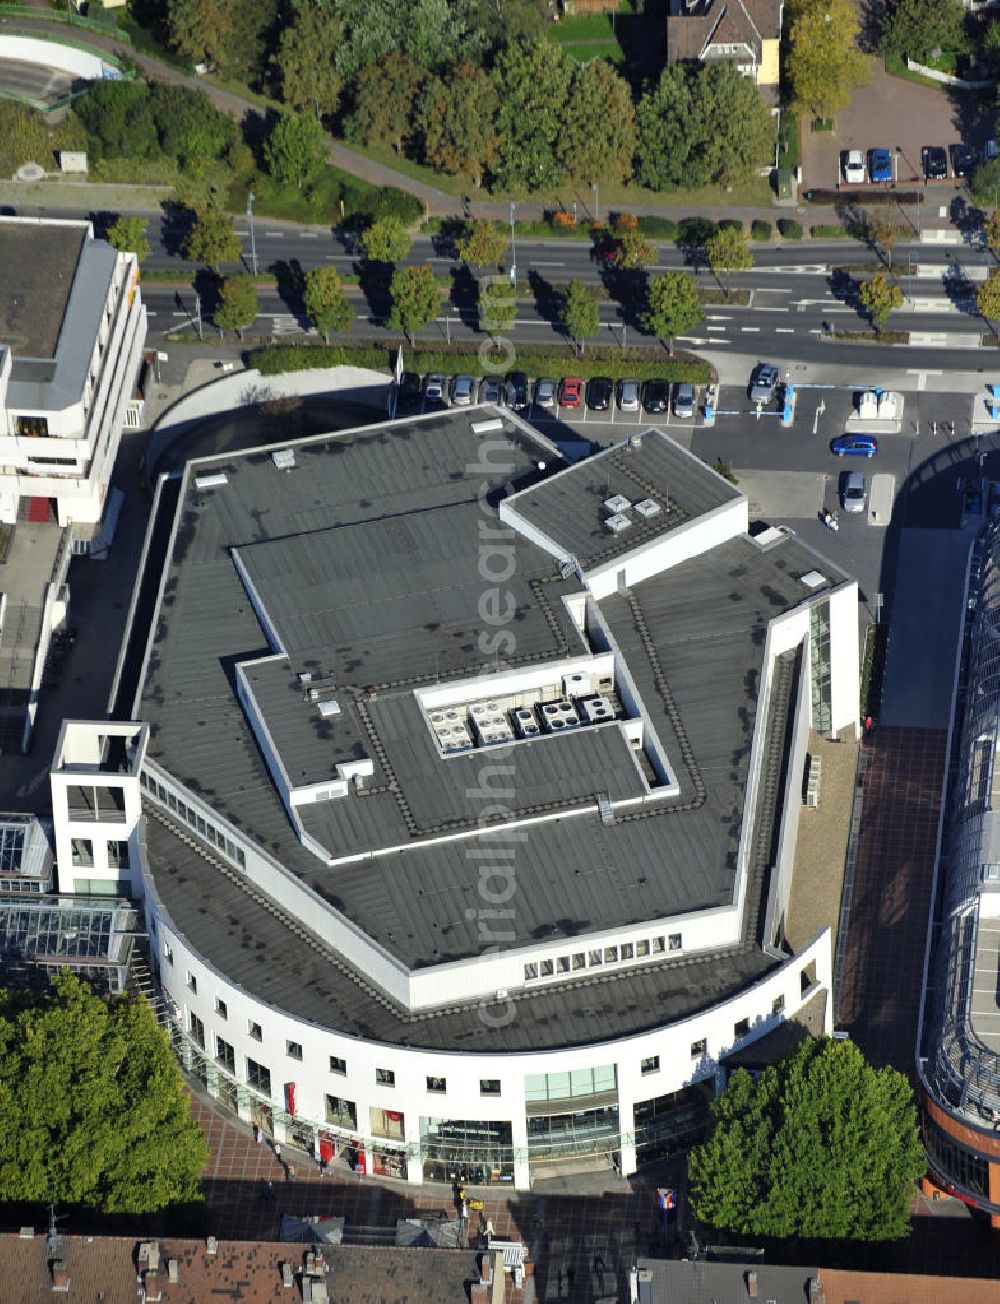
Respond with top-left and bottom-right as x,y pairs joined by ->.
0,35 -> 124,83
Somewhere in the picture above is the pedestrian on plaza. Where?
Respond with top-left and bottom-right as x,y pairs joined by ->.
266,1180 -> 274,1200
255,1125 -> 263,1145
273,1143 -> 281,1162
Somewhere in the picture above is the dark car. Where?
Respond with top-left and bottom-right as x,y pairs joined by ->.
923,146 -> 948,181
395,371 -> 422,411
505,370 -> 529,411
951,143 -> 976,180
587,377 -> 613,411
642,379 -> 669,413
831,434 -> 878,458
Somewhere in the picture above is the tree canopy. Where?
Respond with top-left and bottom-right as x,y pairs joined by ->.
304,266 -> 353,341
345,52 -> 425,156
559,278 -> 600,355
360,214 -> 413,264
978,269 -> 1000,324
417,63 -> 499,187
183,205 -> 242,269
880,0 -> 967,65
556,59 -> 636,186
388,263 -> 441,343
786,0 -> 871,120
642,271 -> 703,352
215,274 -> 259,337
458,220 -> 508,271
274,0 -> 344,116
858,270 -> 904,330
0,973 -> 207,1213
689,1036 -> 925,1241
263,111 -> 326,191
479,275 -> 517,343
635,64 -> 774,192
492,39 -> 572,192
706,225 -> 753,294
107,215 -> 151,263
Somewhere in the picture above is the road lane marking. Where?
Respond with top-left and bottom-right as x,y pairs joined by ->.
741,326 -> 760,333
300,232 -> 320,238
707,326 -> 728,332
533,261 -> 565,267
775,327 -> 795,334
265,231 -> 282,237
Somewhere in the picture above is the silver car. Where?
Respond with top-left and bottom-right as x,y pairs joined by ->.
534,378 -> 557,409
450,374 -> 476,406
673,382 -> 696,419
424,374 -> 448,407
842,471 -> 867,514
617,378 -> 641,412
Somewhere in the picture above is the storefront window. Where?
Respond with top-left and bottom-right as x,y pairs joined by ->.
419,1117 -> 515,1185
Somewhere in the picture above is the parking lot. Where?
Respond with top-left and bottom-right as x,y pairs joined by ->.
800,60 -> 978,197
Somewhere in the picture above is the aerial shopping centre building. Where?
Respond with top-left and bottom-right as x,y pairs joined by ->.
49,405 -> 859,1188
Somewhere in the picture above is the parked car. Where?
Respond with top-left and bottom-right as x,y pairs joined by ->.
395,371 -> 422,411
423,374 -> 448,408
505,370 -> 529,411
559,376 -> 584,409
749,363 -> 779,404
534,377 -> 557,409
478,376 -> 504,405
869,147 -> 893,184
617,378 -> 641,412
831,434 -> 878,458
587,377 -> 613,411
450,374 -> 477,406
673,382 -> 696,418
841,470 -> 867,513
922,146 -> 948,180
843,149 -> 865,185
952,143 -> 976,180
642,379 -> 669,413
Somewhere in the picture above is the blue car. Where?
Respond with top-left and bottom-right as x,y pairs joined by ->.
831,434 -> 878,458
869,148 -> 892,184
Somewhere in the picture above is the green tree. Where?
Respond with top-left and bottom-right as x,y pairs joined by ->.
263,111 -> 326,191
705,224 -> 753,298
166,0 -> 234,69
183,205 -> 242,269
416,63 -> 499,187
344,51 -> 425,156
865,211 -> 902,265
556,58 -> 636,185
215,273 -> 259,338
304,266 -> 353,342
985,209 -> 1000,258
146,83 -> 236,168
73,80 -> 157,163
786,0 -> 871,121
389,263 -> 441,344
642,271 -> 703,354
492,38 -> 572,192
457,220 -> 507,271
615,229 -> 655,271
978,268 -> 1000,327
559,278 -> 600,356
360,215 -> 413,265
107,215 -> 151,263
859,270 -> 904,330
880,0 -> 966,65
635,64 -> 774,192
274,0 -> 344,116
0,973 -> 207,1213
689,1036 -> 925,1241
479,275 -> 517,344
972,157 -> 1000,209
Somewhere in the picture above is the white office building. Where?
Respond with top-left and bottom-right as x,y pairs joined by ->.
0,215 -> 146,526
51,410 -> 859,1188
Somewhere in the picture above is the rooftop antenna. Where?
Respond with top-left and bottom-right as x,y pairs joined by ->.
47,1204 -> 62,1254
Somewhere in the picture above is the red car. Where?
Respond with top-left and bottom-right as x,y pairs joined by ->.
559,376 -> 584,409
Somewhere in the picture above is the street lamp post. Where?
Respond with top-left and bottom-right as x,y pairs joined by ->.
509,202 -> 517,286
246,190 -> 259,277
592,182 -> 600,223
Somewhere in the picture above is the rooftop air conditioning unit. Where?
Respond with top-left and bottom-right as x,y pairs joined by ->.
541,699 -> 579,731
562,671 -> 591,698
581,695 -> 616,724
605,494 -> 631,514
271,448 -> 295,471
605,513 -> 632,534
634,498 -> 661,518
317,699 -> 341,718
194,472 -> 227,490
513,707 -> 540,738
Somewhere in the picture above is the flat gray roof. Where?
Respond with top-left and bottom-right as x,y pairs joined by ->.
508,433 -> 740,568
133,411 -> 846,1047
0,222 -> 86,360
0,219 -> 119,414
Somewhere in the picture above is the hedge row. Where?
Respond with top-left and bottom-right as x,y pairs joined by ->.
251,342 -> 712,383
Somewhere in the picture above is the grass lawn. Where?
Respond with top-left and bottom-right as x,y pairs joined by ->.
545,5 -> 629,42
558,42 -> 625,64
226,165 -> 420,226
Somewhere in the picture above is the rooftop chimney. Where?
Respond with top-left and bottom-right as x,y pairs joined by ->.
746,1269 -> 759,1298
50,1260 -> 70,1293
